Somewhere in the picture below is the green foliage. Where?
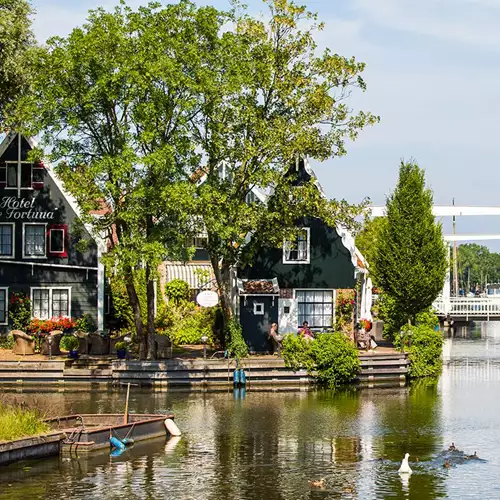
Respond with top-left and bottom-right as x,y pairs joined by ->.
282,332 -> 360,387
109,269 -> 148,330
0,334 -> 14,349
395,324 -> 443,378
0,401 -> 49,441
115,341 -> 127,351
373,161 -> 447,336
0,0 -> 36,127
164,279 -> 190,304
63,335 -> 79,351
75,313 -> 96,333
164,301 -> 217,345
455,243 -> 500,292
415,308 -> 439,330
8,291 -> 31,331
355,217 -> 387,280
335,290 -> 355,332
226,318 -> 248,360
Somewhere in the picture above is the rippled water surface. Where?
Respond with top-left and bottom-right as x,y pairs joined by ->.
2,323 -> 500,499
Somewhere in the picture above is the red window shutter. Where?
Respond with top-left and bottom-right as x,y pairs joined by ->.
47,224 -> 68,258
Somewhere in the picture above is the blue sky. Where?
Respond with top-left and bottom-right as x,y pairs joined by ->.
31,0 -> 500,245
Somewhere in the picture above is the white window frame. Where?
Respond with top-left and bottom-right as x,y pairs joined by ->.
4,161 -> 34,191
283,227 -> 310,264
295,288 -> 335,329
0,222 -> 15,259
22,222 -> 47,259
30,287 -> 71,319
253,302 -> 264,315
0,287 -> 8,325
49,227 -> 65,254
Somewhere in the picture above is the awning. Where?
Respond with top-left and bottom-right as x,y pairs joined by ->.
165,263 -> 214,290
237,278 -> 280,296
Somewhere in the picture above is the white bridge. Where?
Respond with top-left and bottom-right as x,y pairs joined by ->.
433,297 -> 500,320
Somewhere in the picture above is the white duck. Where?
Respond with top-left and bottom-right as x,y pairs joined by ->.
398,453 -> 412,474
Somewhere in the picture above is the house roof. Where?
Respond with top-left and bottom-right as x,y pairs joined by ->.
237,278 -> 280,295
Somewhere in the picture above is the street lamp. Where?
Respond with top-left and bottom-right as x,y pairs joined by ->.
201,335 -> 208,360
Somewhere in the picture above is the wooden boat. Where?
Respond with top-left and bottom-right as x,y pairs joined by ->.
46,413 -> 176,455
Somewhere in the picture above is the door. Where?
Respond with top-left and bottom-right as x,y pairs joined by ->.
239,296 -> 278,353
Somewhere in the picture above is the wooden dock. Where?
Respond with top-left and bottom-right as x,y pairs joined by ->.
0,352 -> 409,387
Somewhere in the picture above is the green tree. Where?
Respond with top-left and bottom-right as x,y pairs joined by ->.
355,216 -> 387,277
190,0 -> 378,334
21,1 -> 209,358
0,0 -> 35,126
373,160 -> 447,334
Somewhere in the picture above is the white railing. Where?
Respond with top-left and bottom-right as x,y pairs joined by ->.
433,297 -> 500,319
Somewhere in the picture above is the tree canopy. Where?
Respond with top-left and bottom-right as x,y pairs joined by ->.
0,0 -> 35,127
373,160 -> 447,329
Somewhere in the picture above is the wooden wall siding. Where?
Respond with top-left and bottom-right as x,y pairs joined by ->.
239,217 -> 356,290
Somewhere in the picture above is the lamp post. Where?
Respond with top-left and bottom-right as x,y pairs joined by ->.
201,335 -> 208,360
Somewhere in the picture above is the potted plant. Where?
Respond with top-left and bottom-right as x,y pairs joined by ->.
115,341 -> 127,359
65,335 -> 79,359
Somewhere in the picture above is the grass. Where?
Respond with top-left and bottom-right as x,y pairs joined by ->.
0,401 -> 49,442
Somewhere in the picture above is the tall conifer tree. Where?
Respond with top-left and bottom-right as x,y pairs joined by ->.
373,161 -> 447,327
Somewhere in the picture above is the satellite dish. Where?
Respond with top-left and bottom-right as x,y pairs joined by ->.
196,290 -> 219,307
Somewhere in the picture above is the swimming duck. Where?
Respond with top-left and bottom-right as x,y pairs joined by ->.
398,453 -> 412,474
448,442 -> 456,451
443,461 -> 451,469
308,478 -> 326,489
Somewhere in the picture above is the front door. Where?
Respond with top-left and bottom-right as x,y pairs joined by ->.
239,296 -> 278,353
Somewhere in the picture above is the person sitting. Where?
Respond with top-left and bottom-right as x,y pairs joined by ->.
268,323 -> 283,355
299,321 -> 314,341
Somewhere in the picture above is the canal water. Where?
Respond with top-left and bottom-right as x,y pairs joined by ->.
1,323 -> 500,499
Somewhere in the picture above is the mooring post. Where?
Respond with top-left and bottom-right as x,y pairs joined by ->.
124,383 -> 131,424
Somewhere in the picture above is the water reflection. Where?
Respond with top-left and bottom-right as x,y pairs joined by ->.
2,322 -> 500,499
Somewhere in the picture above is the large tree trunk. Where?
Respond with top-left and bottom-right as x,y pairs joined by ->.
146,262 -> 157,360
210,254 -> 233,347
124,266 -> 146,359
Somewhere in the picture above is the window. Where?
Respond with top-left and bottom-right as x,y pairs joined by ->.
48,225 -> 68,257
0,288 -> 7,325
31,288 -> 70,319
0,162 -> 44,190
0,223 -> 14,257
253,302 -> 264,315
192,236 -> 208,249
23,223 -> 46,258
296,290 -> 333,328
283,228 -> 310,264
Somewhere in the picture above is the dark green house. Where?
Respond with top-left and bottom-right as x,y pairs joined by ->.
0,133 -> 106,333
237,159 -> 368,352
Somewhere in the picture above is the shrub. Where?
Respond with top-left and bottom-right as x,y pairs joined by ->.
164,279 -> 190,304
226,318 -> 248,359
335,290 -> 355,332
282,332 -> 360,388
395,324 -> 443,378
115,341 -> 127,351
109,269 -> 147,329
0,334 -> 14,349
63,336 -> 79,351
75,313 -> 96,333
167,305 -> 218,346
9,292 -> 31,330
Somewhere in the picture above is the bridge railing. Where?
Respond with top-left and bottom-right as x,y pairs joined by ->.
433,297 -> 500,319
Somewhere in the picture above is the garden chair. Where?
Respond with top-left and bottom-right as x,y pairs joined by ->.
88,331 -> 110,355
355,329 -> 370,351
74,330 -> 89,354
40,330 -> 63,356
269,331 -> 283,355
12,330 -> 35,355
155,333 -> 172,359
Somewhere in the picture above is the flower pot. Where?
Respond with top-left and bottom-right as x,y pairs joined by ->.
116,348 -> 127,359
68,350 -> 79,359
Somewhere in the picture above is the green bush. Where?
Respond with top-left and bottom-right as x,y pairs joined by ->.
62,336 -> 79,351
282,332 -> 360,388
395,324 -> 443,378
75,313 -> 96,333
9,292 -> 31,331
226,318 -> 248,359
168,306 -> 218,346
115,341 -> 127,351
0,334 -> 14,349
164,279 -> 190,304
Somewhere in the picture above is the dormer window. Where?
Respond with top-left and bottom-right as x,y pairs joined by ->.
283,228 -> 310,264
